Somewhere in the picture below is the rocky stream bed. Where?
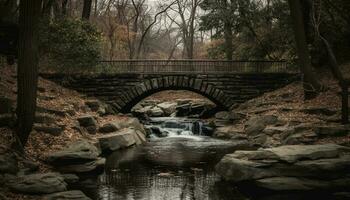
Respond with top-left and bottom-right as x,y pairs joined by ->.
1,86 -> 350,200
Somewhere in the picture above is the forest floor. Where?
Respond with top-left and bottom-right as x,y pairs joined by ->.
0,63 -> 350,199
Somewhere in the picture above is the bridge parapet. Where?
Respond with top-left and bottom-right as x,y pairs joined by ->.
99,60 -> 296,74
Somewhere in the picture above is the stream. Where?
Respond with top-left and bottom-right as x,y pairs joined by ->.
73,117 -> 249,200
75,117 -> 332,200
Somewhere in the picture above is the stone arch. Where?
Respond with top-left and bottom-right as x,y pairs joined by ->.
113,76 -> 234,113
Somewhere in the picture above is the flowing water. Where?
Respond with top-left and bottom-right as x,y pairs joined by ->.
73,117 -> 247,200
76,118 -> 334,200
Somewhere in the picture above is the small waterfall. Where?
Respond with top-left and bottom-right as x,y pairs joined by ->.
146,117 -> 213,138
192,121 -> 203,135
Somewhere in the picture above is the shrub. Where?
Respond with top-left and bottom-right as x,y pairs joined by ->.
39,18 -> 102,72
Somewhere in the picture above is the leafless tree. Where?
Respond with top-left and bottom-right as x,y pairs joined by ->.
167,0 -> 202,59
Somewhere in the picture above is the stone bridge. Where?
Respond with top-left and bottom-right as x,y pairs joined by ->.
41,60 -> 299,113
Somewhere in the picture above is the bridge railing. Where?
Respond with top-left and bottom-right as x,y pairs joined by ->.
99,60 -> 297,74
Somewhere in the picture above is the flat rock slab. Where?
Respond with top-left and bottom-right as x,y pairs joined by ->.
8,173 -> 67,194
265,144 -> 350,163
46,140 -> 101,165
35,114 -> 56,124
43,190 -> 91,200
33,124 -> 64,136
37,106 -> 66,117
54,158 -> 105,173
98,128 -> 146,152
255,177 -> 350,191
216,144 -> 350,183
99,118 -> 144,133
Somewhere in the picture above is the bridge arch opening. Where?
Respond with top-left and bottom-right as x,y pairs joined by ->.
130,90 -> 223,118
116,76 -> 235,114
116,76 -> 233,113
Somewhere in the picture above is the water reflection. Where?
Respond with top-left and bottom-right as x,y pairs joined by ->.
80,118 -> 342,200
96,136 -> 247,200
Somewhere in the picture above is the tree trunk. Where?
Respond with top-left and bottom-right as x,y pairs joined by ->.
222,0 -> 233,60
62,0 -> 68,16
223,21 -> 233,60
288,0 -> 322,99
94,0 -> 98,17
17,0 -> 42,146
300,0 -> 313,43
82,0 -> 92,20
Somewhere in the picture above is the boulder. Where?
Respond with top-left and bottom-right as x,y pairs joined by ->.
46,140 -> 104,173
213,126 -> 245,140
175,103 -> 191,116
148,107 -> 164,117
141,100 -> 161,107
98,128 -> 146,152
98,123 -> 118,133
38,95 -> 56,101
157,102 -> 177,116
147,126 -> 168,137
8,173 -> 67,194
61,174 -> 79,184
43,190 -> 92,200
255,177 -> 350,191
46,140 -> 100,165
215,111 -> 245,121
35,114 -> 56,124
263,126 -> 295,136
315,125 -> 350,137
245,115 -> 278,135
37,106 -> 66,117
85,100 -> 114,116
188,102 -> 211,117
77,115 -> 97,128
216,144 -> 350,184
282,131 -> 318,145
85,100 -> 101,112
99,118 -> 145,133
54,158 -> 106,173
33,124 -> 64,136
132,105 -> 152,115
266,144 -> 350,163
0,153 -> 18,174
85,126 -> 97,135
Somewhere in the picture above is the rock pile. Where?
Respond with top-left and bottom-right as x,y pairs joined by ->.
214,112 -> 350,148
216,144 -> 350,191
132,99 -> 216,118
46,140 -> 105,174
